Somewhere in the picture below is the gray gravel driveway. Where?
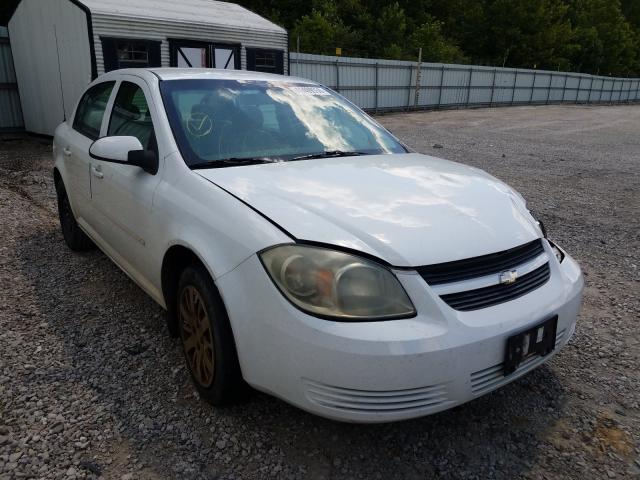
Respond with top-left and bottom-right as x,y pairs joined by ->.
0,104 -> 638,479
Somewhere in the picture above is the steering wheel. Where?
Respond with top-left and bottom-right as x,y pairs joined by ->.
185,112 -> 214,139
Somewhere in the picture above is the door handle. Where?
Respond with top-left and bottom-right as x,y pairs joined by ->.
63,147 -> 72,156
91,165 -> 104,179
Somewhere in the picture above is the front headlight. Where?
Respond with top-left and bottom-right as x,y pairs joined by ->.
260,245 -> 416,321
528,209 -> 547,238
529,210 -> 564,263
548,240 -> 565,263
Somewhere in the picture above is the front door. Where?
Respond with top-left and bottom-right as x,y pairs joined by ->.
170,40 -> 240,70
89,76 -> 162,286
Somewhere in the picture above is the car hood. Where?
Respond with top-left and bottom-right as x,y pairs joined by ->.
196,153 -> 541,266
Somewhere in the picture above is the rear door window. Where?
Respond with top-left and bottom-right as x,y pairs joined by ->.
72,82 -> 115,140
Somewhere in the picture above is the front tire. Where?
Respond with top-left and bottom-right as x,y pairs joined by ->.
177,264 -> 245,405
55,180 -> 94,251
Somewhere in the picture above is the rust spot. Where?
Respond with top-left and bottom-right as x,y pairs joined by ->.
593,414 -> 634,458
546,414 -> 636,460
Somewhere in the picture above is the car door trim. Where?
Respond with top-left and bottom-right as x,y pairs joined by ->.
89,150 -> 129,163
77,217 -> 162,305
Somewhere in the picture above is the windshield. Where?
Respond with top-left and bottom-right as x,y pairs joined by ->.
159,79 -> 407,167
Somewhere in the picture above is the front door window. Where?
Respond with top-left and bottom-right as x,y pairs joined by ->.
108,81 -> 156,152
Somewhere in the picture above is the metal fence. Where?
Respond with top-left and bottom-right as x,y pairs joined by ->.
290,52 -> 640,113
0,27 -> 23,132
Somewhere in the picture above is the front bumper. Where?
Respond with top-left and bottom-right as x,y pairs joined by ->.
217,244 -> 583,423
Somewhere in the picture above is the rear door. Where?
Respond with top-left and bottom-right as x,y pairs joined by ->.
63,81 -> 116,223
89,76 -> 162,283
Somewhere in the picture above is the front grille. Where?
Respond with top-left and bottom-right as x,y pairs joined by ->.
304,379 -> 451,414
440,263 -> 551,311
417,239 -> 544,285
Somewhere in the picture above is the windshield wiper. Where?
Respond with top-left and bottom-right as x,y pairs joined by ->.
190,157 -> 276,169
290,150 -> 370,162
190,151 -> 371,169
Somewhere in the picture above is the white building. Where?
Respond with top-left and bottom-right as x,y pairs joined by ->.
8,0 -> 288,135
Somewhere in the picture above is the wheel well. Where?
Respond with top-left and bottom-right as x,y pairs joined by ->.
161,245 -> 207,337
161,246 -> 245,388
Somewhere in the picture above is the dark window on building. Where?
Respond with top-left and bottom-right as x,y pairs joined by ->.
255,51 -> 276,69
72,81 -> 116,140
101,38 -> 161,72
169,39 -> 240,70
117,42 -> 150,66
246,48 -> 284,74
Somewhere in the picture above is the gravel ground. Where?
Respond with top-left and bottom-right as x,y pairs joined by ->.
0,104 -> 639,480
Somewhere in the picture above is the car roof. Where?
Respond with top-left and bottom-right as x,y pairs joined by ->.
146,68 -> 316,84
92,68 -> 325,95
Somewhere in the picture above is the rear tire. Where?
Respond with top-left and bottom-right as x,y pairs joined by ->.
177,264 -> 246,405
55,180 -> 94,251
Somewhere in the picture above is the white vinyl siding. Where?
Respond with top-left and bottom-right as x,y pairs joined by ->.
8,0 -> 92,135
91,14 -> 287,76
7,0 -> 287,135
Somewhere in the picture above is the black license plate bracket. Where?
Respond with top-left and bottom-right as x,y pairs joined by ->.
504,315 -> 558,376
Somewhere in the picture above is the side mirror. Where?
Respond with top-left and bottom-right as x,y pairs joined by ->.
90,136 -> 143,162
128,149 -> 159,175
89,136 -> 158,175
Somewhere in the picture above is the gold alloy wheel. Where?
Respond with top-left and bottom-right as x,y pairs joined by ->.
179,285 -> 215,387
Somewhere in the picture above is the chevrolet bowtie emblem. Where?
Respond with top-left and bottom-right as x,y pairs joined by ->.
499,270 -> 519,285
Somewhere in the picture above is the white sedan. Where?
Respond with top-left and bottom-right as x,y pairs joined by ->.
53,68 -> 583,422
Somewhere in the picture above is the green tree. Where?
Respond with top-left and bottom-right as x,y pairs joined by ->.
621,0 -> 640,29
290,2 -> 361,56
620,0 -> 640,73
568,0 -> 638,75
374,3 -> 408,59
477,0 -> 575,70
235,0 -> 640,75
409,18 -> 468,63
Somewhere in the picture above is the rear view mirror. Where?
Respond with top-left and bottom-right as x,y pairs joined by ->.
89,136 -> 158,175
